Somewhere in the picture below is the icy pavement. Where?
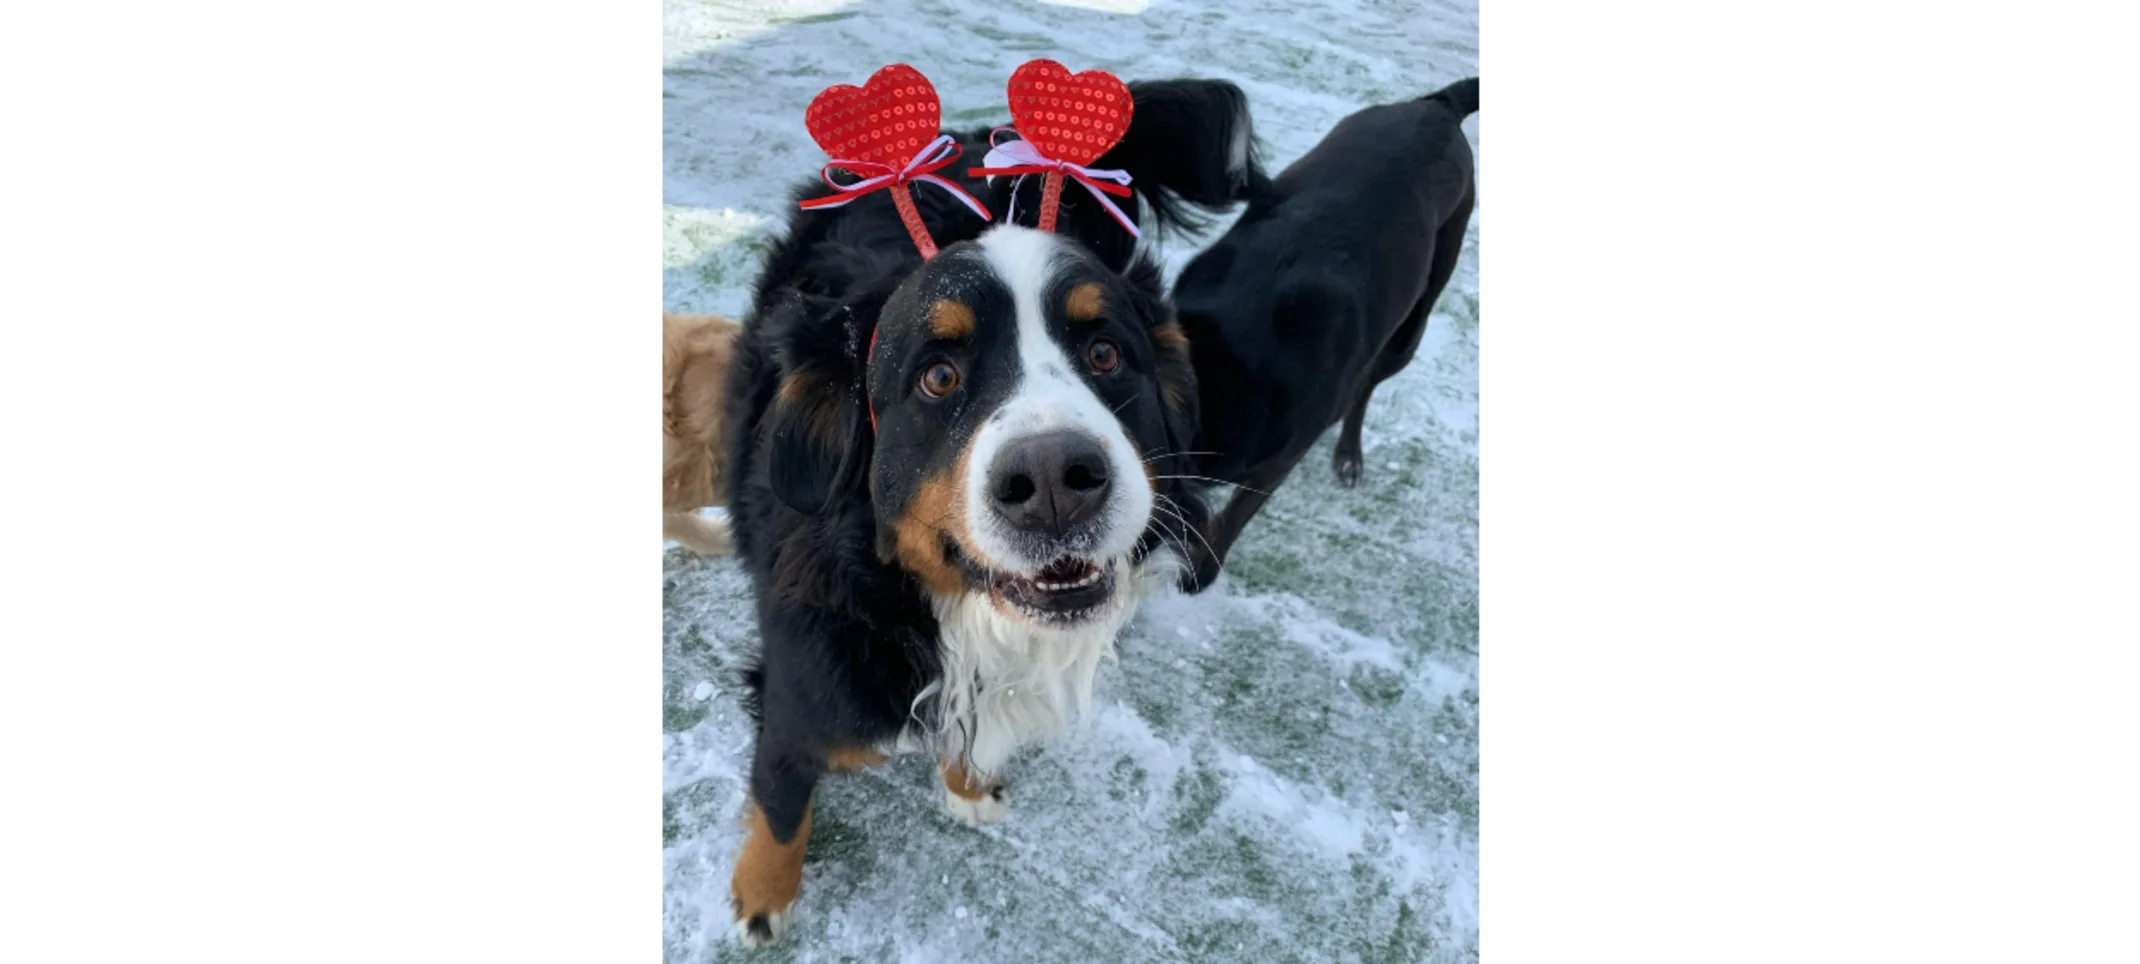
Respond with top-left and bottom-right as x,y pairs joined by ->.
664,0 -> 1477,959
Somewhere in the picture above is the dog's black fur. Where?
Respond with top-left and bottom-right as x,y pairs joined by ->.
717,77 -> 1263,944
1171,78 -> 1479,589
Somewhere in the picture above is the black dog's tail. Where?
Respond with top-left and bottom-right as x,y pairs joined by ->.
1106,78 -> 1272,233
1424,77 -> 1479,117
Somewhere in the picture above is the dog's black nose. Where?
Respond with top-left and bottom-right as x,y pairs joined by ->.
987,430 -> 1112,538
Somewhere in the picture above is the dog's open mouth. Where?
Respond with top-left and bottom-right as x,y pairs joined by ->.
942,538 -> 1121,626
990,555 -> 1117,625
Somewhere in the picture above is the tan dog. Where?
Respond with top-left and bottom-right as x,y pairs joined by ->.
663,312 -> 742,555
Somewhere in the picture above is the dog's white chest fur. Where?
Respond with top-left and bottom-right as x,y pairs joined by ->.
913,558 -> 1171,776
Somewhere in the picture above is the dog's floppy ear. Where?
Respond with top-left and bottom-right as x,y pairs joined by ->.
765,366 -> 868,514
761,301 -> 874,514
1150,313 -> 1199,466
1122,257 -> 1201,473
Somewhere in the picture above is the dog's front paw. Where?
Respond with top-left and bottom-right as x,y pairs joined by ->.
729,803 -> 809,948
731,899 -> 791,948
1332,447 -> 1363,488
1178,543 -> 1223,594
944,780 -> 1008,826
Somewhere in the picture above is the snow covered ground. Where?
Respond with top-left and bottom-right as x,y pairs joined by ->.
663,0 -> 1478,959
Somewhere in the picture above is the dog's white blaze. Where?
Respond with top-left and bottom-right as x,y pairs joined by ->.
901,225 -> 1168,781
963,226 -> 1153,573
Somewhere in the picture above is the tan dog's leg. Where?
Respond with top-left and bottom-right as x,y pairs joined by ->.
663,510 -> 733,556
663,313 -> 742,555
940,756 -> 1008,826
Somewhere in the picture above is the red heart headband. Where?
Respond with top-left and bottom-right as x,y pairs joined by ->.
969,59 -> 1139,237
800,64 -> 992,259
799,61 -> 1137,433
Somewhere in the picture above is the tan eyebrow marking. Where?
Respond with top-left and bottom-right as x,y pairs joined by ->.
1064,282 -> 1105,323
927,298 -> 975,340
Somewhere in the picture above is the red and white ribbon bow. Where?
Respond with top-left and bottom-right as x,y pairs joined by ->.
969,131 -> 1139,238
799,134 -> 992,221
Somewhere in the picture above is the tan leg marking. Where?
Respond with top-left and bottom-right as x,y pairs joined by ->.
824,746 -> 887,772
729,800 -> 812,946
940,757 -> 1008,826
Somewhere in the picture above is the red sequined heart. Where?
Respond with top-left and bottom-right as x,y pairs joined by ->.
804,64 -> 942,167
1005,59 -> 1133,167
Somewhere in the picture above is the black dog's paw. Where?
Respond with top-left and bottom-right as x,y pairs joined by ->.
1332,447 -> 1364,488
1178,545 -> 1224,594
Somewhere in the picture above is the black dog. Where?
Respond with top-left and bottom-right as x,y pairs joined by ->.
1172,78 -> 1479,589
718,78 -> 1262,946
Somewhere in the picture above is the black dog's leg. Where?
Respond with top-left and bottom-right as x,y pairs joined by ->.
1334,288 -> 1442,487
1186,458 -> 1300,591
1410,187 -> 1474,343
1332,190 -> 1474,486
729,732 -> 823,946
1334,294 -> 1431,487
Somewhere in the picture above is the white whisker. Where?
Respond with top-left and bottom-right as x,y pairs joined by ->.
1154,474 -> 1267,495
1150,496 -> 1216,563
1153,494 -> 1216,561
1141,449 -> 1220,464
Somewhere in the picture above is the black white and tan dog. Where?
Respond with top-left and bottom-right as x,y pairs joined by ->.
1172,78 -> 1480,588
717,69 -> 1263,945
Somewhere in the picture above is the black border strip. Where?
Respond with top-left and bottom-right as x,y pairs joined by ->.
1489,79 -> 2140,111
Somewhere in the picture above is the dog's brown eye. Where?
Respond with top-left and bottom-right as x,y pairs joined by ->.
919,361 -> 960,397
1087,339 -> 1120,373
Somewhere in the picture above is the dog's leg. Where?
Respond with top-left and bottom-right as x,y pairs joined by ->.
730,744 -> 821,946
1333,197 -> 1472,487
1332,297 -> 1429,487
1418,189 -> 1474,323
940,756 -> 1008,826
664,510 -> 734,555
1187,459 -> 1300,591
823,746 -> 887,773
1332,374 -> 1382,488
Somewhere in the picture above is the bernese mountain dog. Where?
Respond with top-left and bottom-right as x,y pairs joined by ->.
718,78 -> 1265,945
1172,78 -> 1480,588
